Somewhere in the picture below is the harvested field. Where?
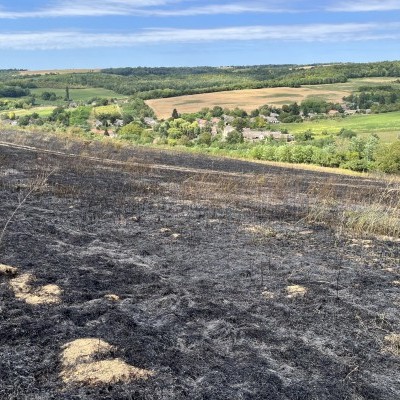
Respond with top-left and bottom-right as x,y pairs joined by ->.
146,86 -> 351,119
145,77 -> 400,119
0,131 -> 399,399
18,69 -> 101,76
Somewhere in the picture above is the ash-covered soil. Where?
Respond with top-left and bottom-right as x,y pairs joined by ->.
0,138 -> 399,399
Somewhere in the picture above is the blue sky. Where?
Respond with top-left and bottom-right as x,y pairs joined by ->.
0,0 -> 399,69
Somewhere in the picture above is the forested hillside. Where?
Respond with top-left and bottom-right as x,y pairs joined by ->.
2,61 -> 400,100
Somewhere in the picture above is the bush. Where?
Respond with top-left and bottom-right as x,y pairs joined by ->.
118,122 -> 144,141
226,130 -> 243,145
275,146 -> 292,162
197,132 -> 212,146
375,142 -> 400,173
341,159 -> 371,172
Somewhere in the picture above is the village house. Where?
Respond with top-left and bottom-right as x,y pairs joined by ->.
242,128 -> 266,141
94,119 -> 103,128
223,124 -> 236,138
143,117 -> 157,127
196,118 -> 208,129
328,109 -> 340,117
1,119 -> 18,126
344,109 -> 358,116
265,116 -> 280,124
223,115 -> 235,124
243,128 -> 294,142
114,119 -> 124,127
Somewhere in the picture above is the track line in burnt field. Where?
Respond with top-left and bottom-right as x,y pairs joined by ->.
0,140 -> 389,193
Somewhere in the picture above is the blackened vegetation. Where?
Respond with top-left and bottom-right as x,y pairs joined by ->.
0,135 -> 399,399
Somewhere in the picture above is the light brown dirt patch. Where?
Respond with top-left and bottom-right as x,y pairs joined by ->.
243,224 -> 277,238
0,263 -> 18,277
286,285 -> 307,298
61,338 -> 114,367
60,338 -> 154,386
9,273 -> 62,305
61,359 -> 153,385
261,291 -> 275,299
104,294 -> 121,302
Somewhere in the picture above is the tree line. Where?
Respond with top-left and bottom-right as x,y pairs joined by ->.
2,61 -> 400,100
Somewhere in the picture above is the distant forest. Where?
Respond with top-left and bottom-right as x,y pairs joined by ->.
2,61 -> 400,100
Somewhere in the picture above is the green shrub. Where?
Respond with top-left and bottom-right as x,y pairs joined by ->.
375,142 -> 400,173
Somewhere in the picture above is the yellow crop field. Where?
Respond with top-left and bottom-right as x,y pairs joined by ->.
19,69 -> 101,76
146,86 -> 350,119
145,77 -> 398,119
93,104 -> 121,117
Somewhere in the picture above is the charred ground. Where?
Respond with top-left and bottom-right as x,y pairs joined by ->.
0,132 -> 399,399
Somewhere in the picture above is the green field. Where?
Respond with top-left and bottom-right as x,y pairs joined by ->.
93,104 -> 121,117
30,87 -> 128,103
280,112 -> 400,142
4,106 -> 56,118
302,77 -> 400,92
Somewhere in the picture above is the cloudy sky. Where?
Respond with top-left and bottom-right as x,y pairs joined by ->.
0,0 -> 399,69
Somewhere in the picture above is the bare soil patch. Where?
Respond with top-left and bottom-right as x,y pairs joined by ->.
0,263 -> 18,277
60,338 -> 153,386
9,273 -> 62,305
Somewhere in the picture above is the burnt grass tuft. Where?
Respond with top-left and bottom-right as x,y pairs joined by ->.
0,133 -> 399,399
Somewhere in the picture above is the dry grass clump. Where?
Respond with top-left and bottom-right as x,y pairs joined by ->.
286,285 -> 307,298
307,180 -> 400,239
104,294 -> 121,302
62,359 -> 152,386
261,290 -> 275,299
384,333 -> 400,356
343,203 -> 400,238
243,225 -> 277,238
0,263 -> 18,277
9,273 -> 62,305
60,338 -> 154,386
61,339 -> 114,367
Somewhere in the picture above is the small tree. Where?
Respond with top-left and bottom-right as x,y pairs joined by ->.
64,86 -> 70,102
118,122 -> 144,141
375,141 -> 400,173
171,108 -> 179,119
226,130 -> 244,145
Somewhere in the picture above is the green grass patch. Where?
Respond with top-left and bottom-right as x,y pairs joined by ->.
93,104 -> 121,117
30,87 -> 128,103
280,112 -> 400,143
303,77 -> 400,93
259,93 -> 303,99
176,100 -> 206,105
9,107 -> 56,118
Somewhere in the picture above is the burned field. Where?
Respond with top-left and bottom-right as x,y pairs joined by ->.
0,135 -> 399,399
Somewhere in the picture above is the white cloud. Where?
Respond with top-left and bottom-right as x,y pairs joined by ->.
0,0 -> 175,18
138,4 -> 292,16
0,23 -> 398,50
329,0 -> 400,12
0,1 -> 292,18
